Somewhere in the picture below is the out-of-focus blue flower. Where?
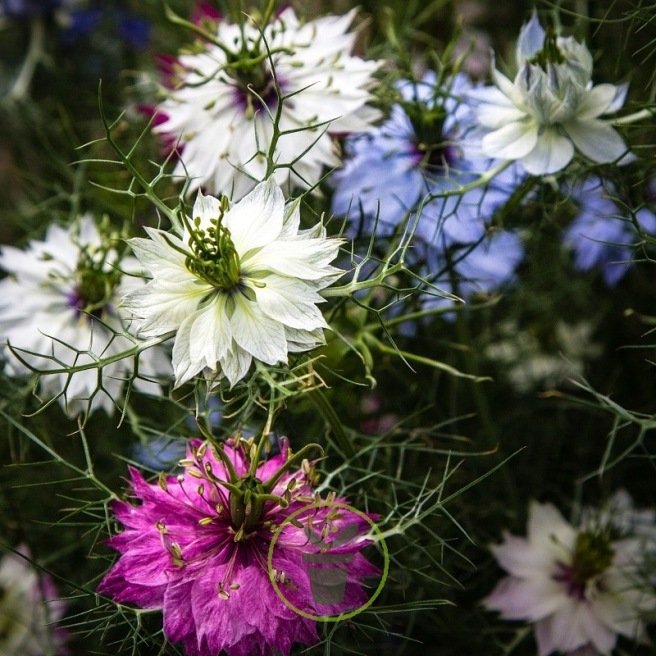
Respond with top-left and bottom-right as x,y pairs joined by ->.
563,178 -> 656,286
332,72 -> 492,239
60,5 -> 150,49
185,395 -> 224,433
423,229 -> 524,315
0,0 -> 60,19
332,70 -> 525,310
132,437 -> 187,471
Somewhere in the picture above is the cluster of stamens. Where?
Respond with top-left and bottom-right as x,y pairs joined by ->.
553,530 -> 614,599
406,100 -> 459,173
68,234 -> 123,317
185,201 -> 241,291
529,26 -> 566,69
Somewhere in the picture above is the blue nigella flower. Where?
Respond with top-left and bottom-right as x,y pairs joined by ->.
331,70 -> 525,308
60,5 -> 150,49
563,178 -> 656,286
133,436 -> 187,471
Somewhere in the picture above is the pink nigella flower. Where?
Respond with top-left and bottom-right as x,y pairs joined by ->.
99,437 -> 379,656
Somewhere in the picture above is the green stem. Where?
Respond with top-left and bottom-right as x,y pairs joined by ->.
249,400 -> 278,477
365,334 -> 490,382
612,108 -> 655,126
263,442 -> 324,492
307,389 -> 356,458
8,17 -> 44,101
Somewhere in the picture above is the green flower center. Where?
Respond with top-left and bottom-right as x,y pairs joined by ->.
571,530 -> 614,585
405,101 -> 458,171
71,245 -> 122,316
225,46 -> 280,118
229,474 -> 268,537
529,26 -> 565,68
185,214 -> 242,292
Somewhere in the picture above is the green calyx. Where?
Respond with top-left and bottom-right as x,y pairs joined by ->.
209,438 -> 323,541
404,100 -> 454,169
572,530 -> 614,584
530,26 -> 565,68
185,206 -> 241,291
73,237 -> 123,315
229,474 -> 269,537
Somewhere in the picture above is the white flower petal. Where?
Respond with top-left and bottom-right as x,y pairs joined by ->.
527,501 -> 576,552
576,84 -> 623,120
252,276 -> 327,330
481,120 -> 539,160
604,83 -> 629,114
188,298 -> 232,371
223,179 -> 285,252
563,118 -> 630,164
171,313 -> 201,388
192,190 -> 222,230
219,343 -> 253,387
516,10 -> 545,65
491,534 -> 554,578
521,128 -> 575,175
484,575 -> 565,621
229,294 -> 288,365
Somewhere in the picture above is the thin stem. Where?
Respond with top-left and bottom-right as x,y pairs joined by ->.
612,108 -> 655,126
307,389 -> 356,458
249,400 -> 278,477
8,17 -> 44,101
367,335 -> 490,382
322,262 -> 407,298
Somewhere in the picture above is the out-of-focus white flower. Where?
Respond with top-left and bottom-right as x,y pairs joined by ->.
484,320 -> 602,392
469,11 -> 631,175
582,490 -> 656,549
154,7 -> 382,199
0,546 -> 68,656
123,179 -> 342,388
0,216 -> 170,417
484,501 -> 656,656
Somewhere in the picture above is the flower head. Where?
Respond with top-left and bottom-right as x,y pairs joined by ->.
332,72 -> 503,238
99,437 -> 379,656
469,11 -> 631,175
331,72 -> 524,310
563,178 -> 656,285
0,545 -> 68,656
484,501 -> 656,656
153,7 -> 382,199
123,179 -> 342,388
0,216 -> 170,416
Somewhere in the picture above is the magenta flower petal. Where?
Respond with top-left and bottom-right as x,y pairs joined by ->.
99,438 -> 379,656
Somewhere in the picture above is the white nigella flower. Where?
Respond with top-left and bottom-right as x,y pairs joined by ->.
469,11 -> 631,175
154,7 -> 382,199
123,179 -> 342,388
484,501 -> 656,656
0,217 -> 170,417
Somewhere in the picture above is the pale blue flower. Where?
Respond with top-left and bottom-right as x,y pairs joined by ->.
331,71 -> 525,308
332,72 -> 509,243
563,178 -> 656,285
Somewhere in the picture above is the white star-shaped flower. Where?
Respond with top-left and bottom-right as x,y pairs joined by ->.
0,217 -> 170,416
154,7 -> 382,199
469,11 -> 631,175
123,179 -> 342,387
484,501 -> 656,656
